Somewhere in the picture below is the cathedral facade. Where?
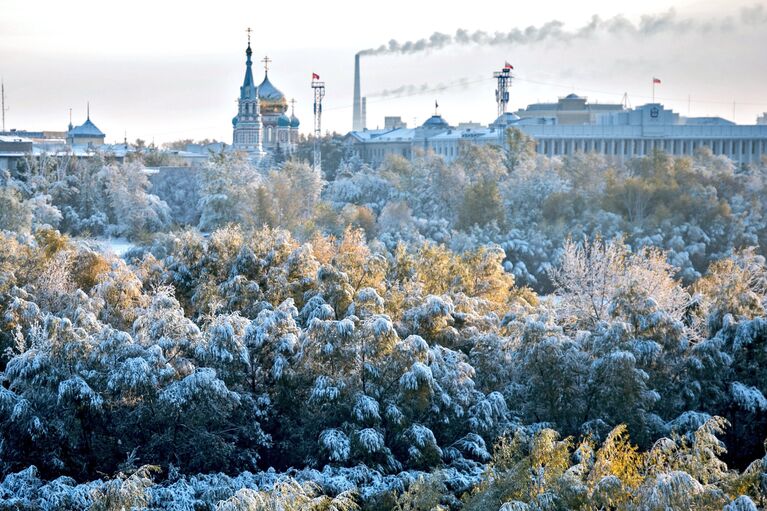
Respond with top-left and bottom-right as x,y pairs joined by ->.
232,38 -> 299,159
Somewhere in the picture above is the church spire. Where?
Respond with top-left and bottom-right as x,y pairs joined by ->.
242,28 -> 255,93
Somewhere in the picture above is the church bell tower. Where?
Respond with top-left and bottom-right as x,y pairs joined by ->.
232,28 -> 265,157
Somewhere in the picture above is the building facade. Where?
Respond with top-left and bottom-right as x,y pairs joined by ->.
67,110 -> 106,146
346,100 -> 767,167
0,135 -> 32,171
231,41 -> 299,159
514,94 -> 624,125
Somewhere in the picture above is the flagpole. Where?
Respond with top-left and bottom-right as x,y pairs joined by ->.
652,79 -> 655,103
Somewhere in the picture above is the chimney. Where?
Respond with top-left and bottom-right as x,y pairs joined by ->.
353,53 -> 362,131
361,97 -> 367,131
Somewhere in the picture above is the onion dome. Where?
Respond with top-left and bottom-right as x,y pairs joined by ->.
258,73 -> 288,114
290,115 -> 300,128
277,113 -> 291,127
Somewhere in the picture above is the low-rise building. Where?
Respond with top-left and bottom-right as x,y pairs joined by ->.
346,100 -> 767,166
0,135 -> 33,171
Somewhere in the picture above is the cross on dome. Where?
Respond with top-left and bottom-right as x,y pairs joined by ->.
262,56 -> 272,73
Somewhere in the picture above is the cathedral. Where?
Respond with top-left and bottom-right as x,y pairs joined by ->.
232,35 -> 299,158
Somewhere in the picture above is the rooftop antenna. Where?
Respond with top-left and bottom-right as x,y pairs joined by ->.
87,101 -> 90,120
1,78 -> 7,132
621,92 -> 631,110
311,73 -> 326,173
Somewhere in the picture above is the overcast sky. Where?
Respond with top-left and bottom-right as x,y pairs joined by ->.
1,0 -> 766,144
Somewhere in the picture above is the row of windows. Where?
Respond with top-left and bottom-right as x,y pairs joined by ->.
539,138 -> 767,158
367,147 -> 410,160
357,137 -> 766,164
240,102 -> 257,115
235,131 -> 260,144
434,145 -> 458,157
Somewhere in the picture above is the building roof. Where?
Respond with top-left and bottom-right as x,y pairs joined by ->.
421,115 -> 450,129
345,128 -> 416,143
258,73 -> 285,102
240,43 -> 257,100
69,118 -> 105,138
492,112 -> 521,127
683,117 -> 736,126
0,135 -> 33,143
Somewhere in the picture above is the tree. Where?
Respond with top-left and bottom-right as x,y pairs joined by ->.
549,237 -> 689,329
0,187 -> 32,233
503,127 -> 536,173
457,179 -> 506,231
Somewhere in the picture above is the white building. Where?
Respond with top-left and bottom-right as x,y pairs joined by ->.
346,100 -> 767,166
0,135 -> 32,171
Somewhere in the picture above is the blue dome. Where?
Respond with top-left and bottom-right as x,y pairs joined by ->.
492,112 -> 521,127
290,115 -> 300,128
421,115 -> 450,129
258,74 -> 286,101
277,113 -> 291,127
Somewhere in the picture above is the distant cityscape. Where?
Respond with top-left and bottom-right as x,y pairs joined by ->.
2,37 -> 767,173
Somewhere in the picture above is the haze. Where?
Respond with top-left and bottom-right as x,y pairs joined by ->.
1,0 -> 765,143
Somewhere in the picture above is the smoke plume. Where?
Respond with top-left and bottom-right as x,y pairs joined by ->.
357,5 -> 766,57
367,77 -> 474,99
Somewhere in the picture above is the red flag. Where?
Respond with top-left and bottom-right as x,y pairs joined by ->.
504,61 -> 514,69
653,77 -> 661,84
312,72 -> 320,80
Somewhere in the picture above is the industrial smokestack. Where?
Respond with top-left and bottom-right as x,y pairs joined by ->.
361,97 -> 367,131
353,53 -> 362,131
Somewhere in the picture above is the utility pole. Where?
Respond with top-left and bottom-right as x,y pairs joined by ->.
311,74 -> 325,174
1,78 -> 8,132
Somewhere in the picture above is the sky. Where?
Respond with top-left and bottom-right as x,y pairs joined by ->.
1,0 -> 766,144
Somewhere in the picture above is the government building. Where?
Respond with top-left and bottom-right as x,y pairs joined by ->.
345,94 -> 767,167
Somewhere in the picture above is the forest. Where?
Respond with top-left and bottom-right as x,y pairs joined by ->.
1,131 -> 767,509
